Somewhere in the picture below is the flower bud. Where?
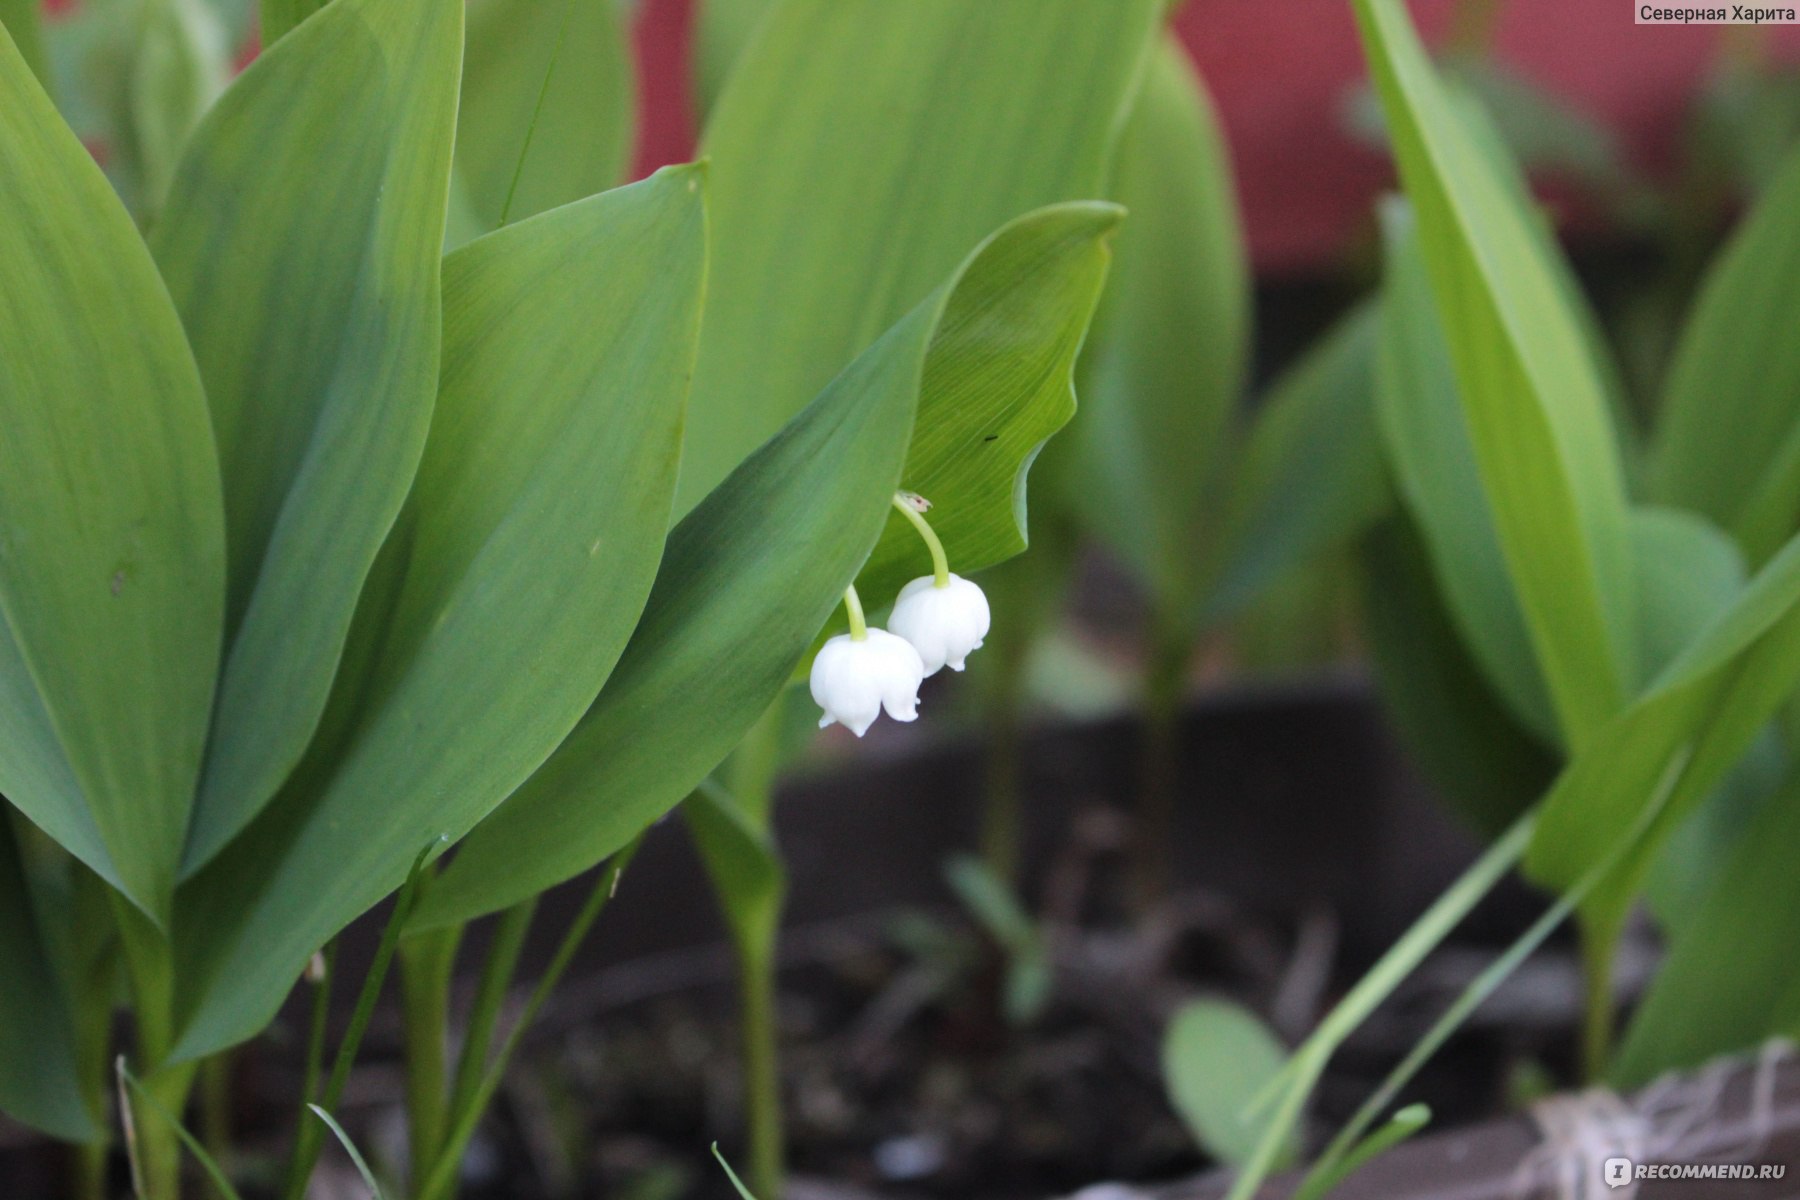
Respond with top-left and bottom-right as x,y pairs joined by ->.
809,628 -> 926,737
888,573 -> 990,676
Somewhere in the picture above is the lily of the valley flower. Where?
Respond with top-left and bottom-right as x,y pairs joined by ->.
886,491 -> 990,675
810,584 -> 925,736
810,629 -> 925,736
888,572 -> 990,675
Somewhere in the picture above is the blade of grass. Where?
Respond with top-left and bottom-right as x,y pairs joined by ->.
1228,816 -> 1534,1200
712,1143 -> 760,1200
307,1105 -> 385,1199
1291,1104 -> 1430,1200
118,1059 -> 244,1200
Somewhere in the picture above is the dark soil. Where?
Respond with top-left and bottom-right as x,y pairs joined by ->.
0,683 -> 1603,1200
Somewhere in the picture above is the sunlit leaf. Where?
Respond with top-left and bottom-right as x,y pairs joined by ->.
1651,145 -> 1800,565
1356,0 -> 1636,750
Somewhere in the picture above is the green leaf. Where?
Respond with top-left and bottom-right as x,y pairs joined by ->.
128,0 -> 228,214
1630,508 -> 1746,680
1065,33 -> 1249,619
0,818 -> 98,1141
1163,997 -> 1296,1169
1614,767 -> 1800,1086
1204,301 -> 1387,622
149,0 -> 463,872
693,0 -> 771,116
0,0 -> 46,87
944,855 -> 1050,1023
1526,529 -> 1800,927
449,0 -> 635,246
1651,145 -> 1800,565
684,780 -> 785,952
849,205 -> 1122,608
1362,517 -> 1556,837
1374,200 -> 1556,741
0,25 -> 225,919
169,166 -> 708,1059
410,202 -> 1121,931
677,0 -> 1160,514
260,0 -> 323,46
1355,0 -> 1635,750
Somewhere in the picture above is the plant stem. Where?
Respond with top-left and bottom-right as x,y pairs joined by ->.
447,899 -> 538,1135
1131,626 -> 1191,911
842,584 -> 868,641
199,1054 -> 232,1199
110,893 -> 193,1200
720,704 -> 789,1199
283,844 -> 437,1200
737,941 -> 784,1200
399,922 -> 463,1188
73,1141 -> 108,1200
891,493 -> 950,587
978,618 -> 1030,889
415,838 -> 644,1200
1579,916 -> 1619,1082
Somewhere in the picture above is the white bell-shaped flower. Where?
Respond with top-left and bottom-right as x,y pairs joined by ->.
810,628 -> 925,737
888,573 -> 990,676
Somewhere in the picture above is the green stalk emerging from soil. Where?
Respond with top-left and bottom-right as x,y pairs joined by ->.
1132,626 -> 1193,910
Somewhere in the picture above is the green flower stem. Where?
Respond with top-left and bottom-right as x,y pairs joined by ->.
738,938 -> 784,1200
416,836 -> 645,1200
842,584 -> 869,641
445,897 -> 539,1140
892,493 -> 950,587
200,1052 -> 233,1199
110,892 -> 193,1200
399,921 -> 463,1185
722,703 -> 789,1200
1131,624 -> 1193,910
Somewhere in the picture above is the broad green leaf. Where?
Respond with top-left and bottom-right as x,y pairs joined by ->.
0,818 -> 98,1140
1375,201 -> 1556,742
1065,34 -> 1249,619
1623,507 -> 1776,935
1203,302 -> 1387,622
1362,517 -> 1555,837
1163,997 -> 1295,1169
677,0 -> 1160,514
150,0 -> 462,872
168,166 -> 708,1059
1651,146 -> 1800,565
1614,767 -> 1800,1086
693,0 -> 772,116
1527,530 -> 1800,929
0,26 -> 224,918
449,0 -> 635,247
260,0 -> 323,45
1355,0 -> 1635,750
411,202 -> 1121,931
1630,508 -> 1745,680
849,206 -> 1122,609
0,0 -> 45,86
